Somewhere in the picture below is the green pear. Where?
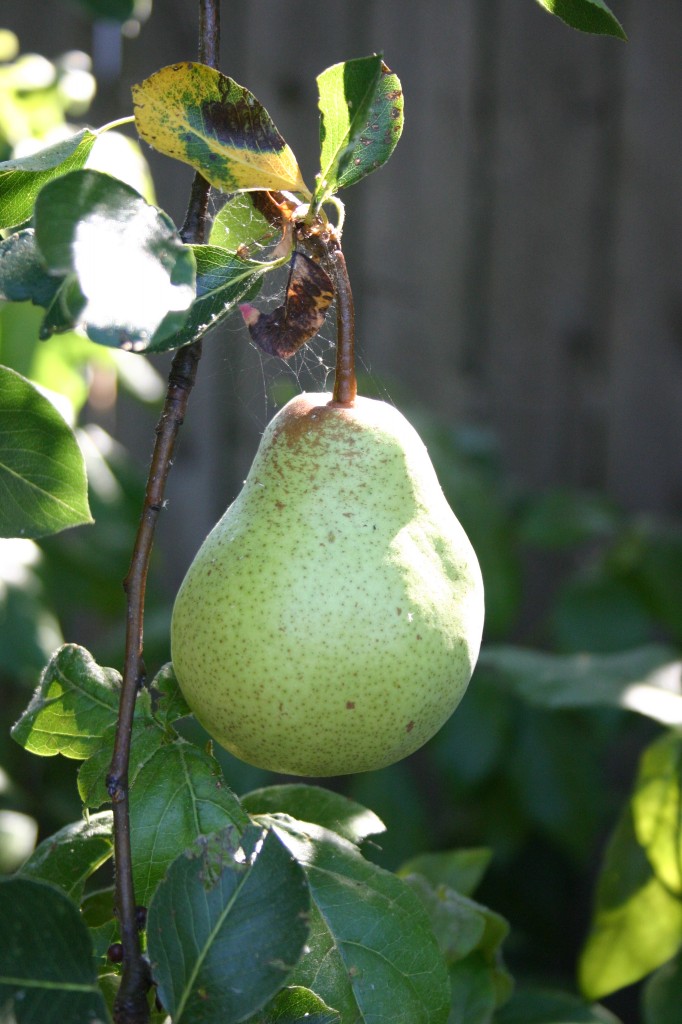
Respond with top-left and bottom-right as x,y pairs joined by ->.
171,392 -> 484,776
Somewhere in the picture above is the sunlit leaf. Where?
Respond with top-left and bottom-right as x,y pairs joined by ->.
19,811 -> 113,901
157,245 -> 270,351
147,825 -> 309,1024
0,367 -> 92,539
242,784 -> 385,845
0,129 -> 98,229
534,0 -> 626,39
208,193 -> 276,252
631,732 -> 682,894
579,805 -> 682,1000
34,169 -> 196,351
133,63 -> 309,195
249,986 -> 340,1024
11,643 -> 119,758
315,57 -> 404,203
0,877 -> 109,1023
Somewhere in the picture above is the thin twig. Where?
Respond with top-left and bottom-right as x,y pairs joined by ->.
108,3 -> 220,1021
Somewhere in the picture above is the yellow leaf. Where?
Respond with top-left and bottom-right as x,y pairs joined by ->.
132,63 -> 310,196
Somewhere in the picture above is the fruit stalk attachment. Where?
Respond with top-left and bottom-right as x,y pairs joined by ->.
329,247 -> 357,407
107,2 -> 220,1021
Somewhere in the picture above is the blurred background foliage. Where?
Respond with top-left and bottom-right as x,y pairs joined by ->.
1,13 -> 682,1023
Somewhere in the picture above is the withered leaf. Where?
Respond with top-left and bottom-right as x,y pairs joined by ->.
240,251 -> 334,359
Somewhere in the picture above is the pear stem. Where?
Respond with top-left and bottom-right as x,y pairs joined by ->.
108,2 -> 219,1021
329,248 -> 357,406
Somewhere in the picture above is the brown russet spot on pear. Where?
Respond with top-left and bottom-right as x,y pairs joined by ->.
171,392 -> 484,776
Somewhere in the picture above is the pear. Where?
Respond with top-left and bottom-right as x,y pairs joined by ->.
171,392 -> 484,776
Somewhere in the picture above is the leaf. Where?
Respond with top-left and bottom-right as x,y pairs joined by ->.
534,0 -> 626,39
0,366 -> 92,539
77,712 -> 164,810
0,128 -> 98,230
495,987 -> 622,1023
209,193 -> 277,253
149,662 -> 191,726
132,63 -> 309,195
448,953 -> 497,1024
158,245 -> 269,351
398,848 -> 493,898
0,230 -> 61,307
147,825 -> 310,1024
129,738 -> 249,906
11,644 -> 120,758
80,888 -> 119,960
34,169 -> 196,351
0,877 -> 109,1023
315,57 -> 404,204
19,811 -> 113,901
642,953 -> 682,1024
404,874 -> 488,964
479,645 -> 682,726
579,804 -> 682,1000
631,732 -> 682,894
250,986 -> 340,1024
242,785 -> 385,845
240,252 -> 334,358
266,816 -> 451,1024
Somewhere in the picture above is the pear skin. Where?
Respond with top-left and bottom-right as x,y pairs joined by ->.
171,393 -> 484,776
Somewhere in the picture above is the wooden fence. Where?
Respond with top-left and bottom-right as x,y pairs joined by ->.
3,0 -> 682,574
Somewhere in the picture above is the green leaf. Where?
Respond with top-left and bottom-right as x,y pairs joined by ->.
129,738 -> 249,906
242,784 -> 386,845
208,193 -> 276,252
448,954 -> 498,1024
156,245 -> 269,351
11,643 -> 120,758
19,811 -> 113,901
132,63 -> 309,195
496,987 -> 622,1023
147,825 -> 310,1024
34,169 -> 196,351
479,645 -> 682,725
314,56 -> 404,206
0,366 -> 92,539
579,805 -> 682,1000
249,986 -> 340,1024
398,849 -> 493,898
267,816 -> 451,1024
534,0 -> 626,39
0,877 -> 109,1023
149,662 -> 191,726
0,129 -> 98,230
642,953 -> 682,1024
77,712 -> 164,810
631,732 -> 682,895
80,888 -> 119,960
0,230 -> 61,307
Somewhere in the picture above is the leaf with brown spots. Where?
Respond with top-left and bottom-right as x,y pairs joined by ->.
132,63 -> 310,196
240,251 -> 334,359
313,55 -> 404,207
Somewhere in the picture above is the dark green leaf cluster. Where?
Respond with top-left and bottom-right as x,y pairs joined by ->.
2,643 -> 491,1022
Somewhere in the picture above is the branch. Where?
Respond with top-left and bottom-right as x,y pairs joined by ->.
109,3 -> 220,1021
